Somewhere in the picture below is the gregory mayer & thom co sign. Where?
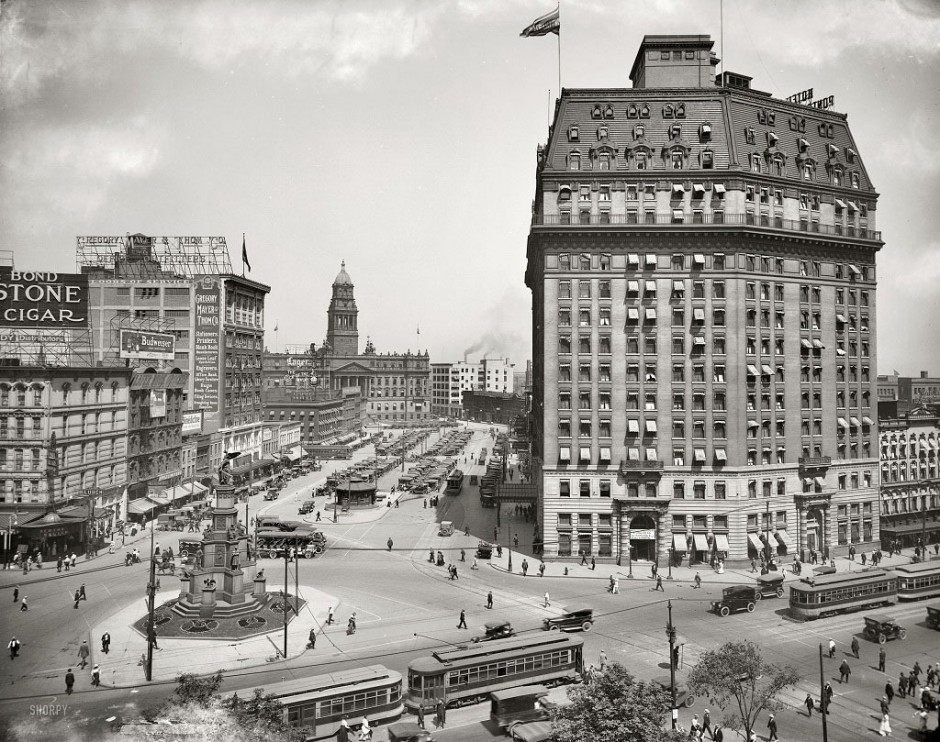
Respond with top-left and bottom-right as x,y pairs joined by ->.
0,269 -> 89,328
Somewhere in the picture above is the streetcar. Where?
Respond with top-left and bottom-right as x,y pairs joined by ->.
405,634 -> 583,711
255,530 -> 326,559
894,561 -> 940,601
788,569 -> 897,620
222,665 -> 402,740
445,469 -> 465,495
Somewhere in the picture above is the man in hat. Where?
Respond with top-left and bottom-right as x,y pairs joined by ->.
766,713 -> 778,741
101,632 -> 111,654
91,664 -> 100,687
8,636 -> 21,660
65,668 -> 75,694
702,708 -> 713,737
77,640 -> 90,669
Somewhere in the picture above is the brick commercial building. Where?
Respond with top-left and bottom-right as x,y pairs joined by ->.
526,34 -> 882,566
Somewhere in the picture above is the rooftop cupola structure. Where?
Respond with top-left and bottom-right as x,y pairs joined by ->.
629,34 -> 719,89
326,261 -> 359,356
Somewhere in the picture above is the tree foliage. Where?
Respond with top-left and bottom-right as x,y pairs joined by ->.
687,640 -> 800,737
550,662 -> 687,742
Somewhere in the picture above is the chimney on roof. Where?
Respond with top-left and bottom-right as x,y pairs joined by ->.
921,371 -> 930,379
717,71 -> 752,90
630,34 -> 717,89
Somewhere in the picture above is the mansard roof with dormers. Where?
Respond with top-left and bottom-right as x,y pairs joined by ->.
539,85 -> 878,196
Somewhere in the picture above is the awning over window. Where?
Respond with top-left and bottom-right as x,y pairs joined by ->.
813,339 -> 825,349
836,314 -> 847,323
850,417 -> 862,427
694,448 -> 706,462
848,264 -> 861,275
645,420 -> 658,433
673,534 -> 688,551
838,417 -> 850,429
646,448 -> 658,461
628,280 -> 640,292
714,534 -> 730,552
559,446 -> 570,461
692,183 -> 706,193
127,499 -> 157,515
801,339 -> 813,349
628,254 -> 640,265
693,534 -> 709,551
628,307 -> 639,320
645,307 -> 657,320
693,308 -> 705,321
836,348 -> 846,356
814,476 -> 825,487
747,420 -> 759,428
673,183 -> 685,193
835,199 -> 846,209
672,209 -> 685,220
628,419 -> 640,433
747,365 -> 759,376
673,280 -> 685,291
715,448 -> 727,461
747,533 -> 765,551
862,416 -> 874,426
714,184 -> 726,193
579,447 -> 591,461
775,530 -> 793,549
646,254 -> 657,265
693,253 -> 705,263
628,447 -> 640,461
645,280 -> 657,292
848,201 -> 859,212
761,364 -> 773,375
692,336 -> 706,346
600,447 -> 611,461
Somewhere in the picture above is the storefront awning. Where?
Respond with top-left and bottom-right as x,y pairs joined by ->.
147,496 -> 170,506
673,534 -> 687,551
128,499 -> 157,515
747,533 -> 764,551
693,534 -> 709,551
775,530 -> 793,549
714,534 -> 730,552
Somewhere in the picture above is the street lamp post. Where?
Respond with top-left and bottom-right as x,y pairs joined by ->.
667,544 -> 674,580
666,600 -> 678,730
506,509 -> 513,573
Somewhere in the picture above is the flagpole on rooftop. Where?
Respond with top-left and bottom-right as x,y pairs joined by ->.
556,3 -> 561,94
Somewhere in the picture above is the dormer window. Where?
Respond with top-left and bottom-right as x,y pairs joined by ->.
772,154 -> 785,176
827,144 -> 840,159
670,150 -> 683,169
798,137 -> 809,152
851,172 -> 860,189
700,123 -> 712,142
568,152 -> 581,171
592,104 -> 602,119
568,124 -> 580,141
627,104 -> 638,118
831,165 -> 844,186
558,185 -> 572,202
640,104 -> 650,118
767,132 -> 778,146
745,127 -> 756,145
634,124 -> 645,140
663,104 -> 674,119
846,147 -> 857,163
751,154 -> 762,173
675,103 -> 686,118
701,149 -> 714,169
604,104 -> 614,119
634,152 -> 648,170
596,152 -> 611,170
669,124 -> 681,139
802,162 -> 815,181
597,125 -> 609,139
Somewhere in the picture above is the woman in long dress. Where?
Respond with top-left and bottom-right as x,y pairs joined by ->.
878,711 -> 892,737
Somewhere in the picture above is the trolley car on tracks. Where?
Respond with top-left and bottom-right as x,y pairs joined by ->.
788,569 -> 897,620
893,560 -> 940,601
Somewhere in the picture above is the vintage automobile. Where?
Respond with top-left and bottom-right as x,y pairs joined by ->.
387,722 -> 434,742
438,521 -> 455,537
711,585 -> 757,617
543,603 -> 594,632
263,489 -> 279,501
472,619 -> 515,643
926,603 -> 940,631
652,677 -> 695,708
863,615 -> 907,644
475,541 -> 494,559
754,573 -> 786,599
298,500 -> 315,514
509,721 -> 553,742
490,685 -> 551,730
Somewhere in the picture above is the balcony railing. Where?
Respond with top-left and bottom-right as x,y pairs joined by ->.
799,456 -> 832,467
620,459 -> 665,473
532,212 -> 882,241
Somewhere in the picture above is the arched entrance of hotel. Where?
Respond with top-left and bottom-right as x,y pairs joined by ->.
629,514 -> 657,562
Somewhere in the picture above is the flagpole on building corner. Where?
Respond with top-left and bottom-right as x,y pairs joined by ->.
556,3 -> 561,94
241,233 -> 245,277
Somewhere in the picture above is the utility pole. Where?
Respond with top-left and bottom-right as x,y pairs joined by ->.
819,643 -> 828,742
145,522 -> 156,681
283,546 -> 289,659
666,600 -> 678,730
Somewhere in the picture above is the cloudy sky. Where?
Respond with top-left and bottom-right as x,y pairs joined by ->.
1,0 -> 938,373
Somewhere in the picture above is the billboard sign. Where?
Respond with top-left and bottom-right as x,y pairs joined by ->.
119,329 -> 175,361
193,276 -> 221,413
182,410 -> 204,435
0,269 -> 89,328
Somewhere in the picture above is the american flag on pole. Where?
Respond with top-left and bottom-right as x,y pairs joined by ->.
520,6 -> 560,37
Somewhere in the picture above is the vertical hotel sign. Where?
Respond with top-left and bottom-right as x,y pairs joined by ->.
193,276 -> 221,413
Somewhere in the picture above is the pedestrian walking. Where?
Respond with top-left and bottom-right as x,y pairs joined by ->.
580,551 -> 587,566
387,538 -> 393,552
57,556 -> 63,573
651,562 -> 658,579
20,595 -> 27,611
521,559 -> 529,576
73,588 -> 81,609
543,592 -> 550,608
880,696 -> 890,715
879,647 -> 886,672
693,573 -> 702,589
713,724 -> 723,742
590,556 -> 596,570
79,583 -> 87,601
899,672 -> 908,698
337,718 -> 350,742
65,668 -> 75,695
486,591 -> 493,609
513,533 -> 519,548
457,610 -> 467,629
538,562 -> 545,577
64,557 -> 70,572
851,636 -> 859,658
839,659 -> 851,683
70,553 -> 77,568
825,682 -> 834,705
750,557 -> 757,573
599,650 -> 608,670
828,638 -> 836,658
885,681 -> 894,704
12,585 -> 18,603
702,708 -> 712,737
804,693 -> 815,716
878,711 -> 892,737
612,577 -> 620,594
654,574 -> 664,591
436,699 -> 446,728
416,704 -> 425,729
766,713 -> 778,741
78,640 -> 90,669
101,632 -> 110,654
308,628 -> 317,649
8,636 -> 21,660
91,664 -> 100,687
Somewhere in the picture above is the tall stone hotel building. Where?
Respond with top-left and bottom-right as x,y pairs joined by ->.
526,35 -> 882,565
